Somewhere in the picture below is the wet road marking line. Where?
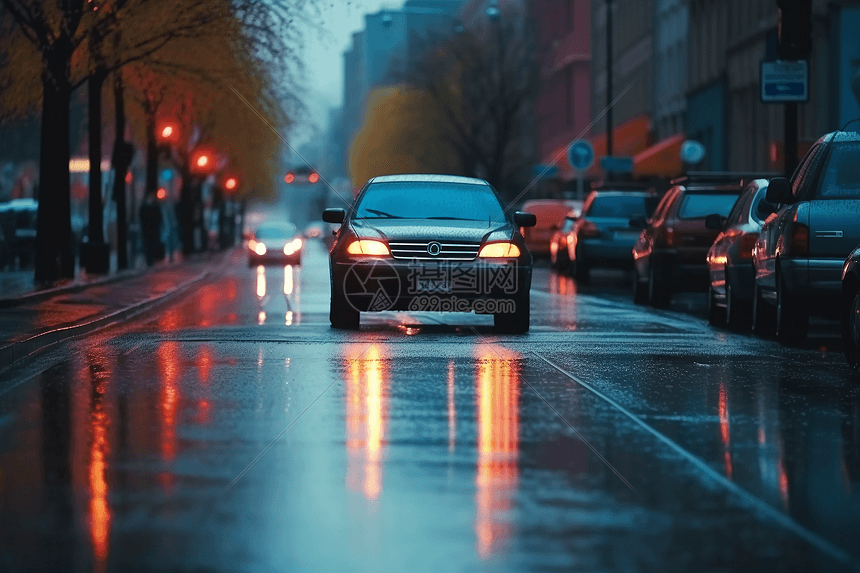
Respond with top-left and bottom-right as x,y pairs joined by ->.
531,352 -> 857,568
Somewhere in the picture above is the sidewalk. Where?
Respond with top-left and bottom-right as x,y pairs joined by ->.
0,252 -> 224,372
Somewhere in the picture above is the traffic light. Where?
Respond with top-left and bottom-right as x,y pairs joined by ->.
776,0 -> 811,60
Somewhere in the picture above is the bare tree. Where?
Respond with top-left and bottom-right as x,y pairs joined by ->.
405,5 -> 539,201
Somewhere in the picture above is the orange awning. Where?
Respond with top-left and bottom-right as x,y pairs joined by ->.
633,133 -> 685,178
544,115 -> 652,181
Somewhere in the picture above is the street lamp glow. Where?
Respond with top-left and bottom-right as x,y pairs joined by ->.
225,177 -> 237,190
196,154 -> 210,168
161,125 -> 174,139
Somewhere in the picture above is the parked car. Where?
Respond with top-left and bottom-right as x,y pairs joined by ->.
549,211 -> 577,271
632,173 -> 753,307
705,179 -> 779,328
520,199 -> 581,259
752,128 -> 860,344
842,244 -> 860,376
248,221 -> 304,266
565,190 -> 652,283
323,174 -> 536,332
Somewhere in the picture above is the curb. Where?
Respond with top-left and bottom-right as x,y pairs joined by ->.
0,267 -> 149,309
0,269 -> 211,373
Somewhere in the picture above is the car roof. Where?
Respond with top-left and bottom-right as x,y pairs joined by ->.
816,131 -> 860,143
367,174 -> 490,186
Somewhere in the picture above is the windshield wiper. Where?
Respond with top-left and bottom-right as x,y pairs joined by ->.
425,216 -> 476,220
363,209 -> 402,218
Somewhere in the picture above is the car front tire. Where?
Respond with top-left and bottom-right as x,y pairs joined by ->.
494,297 -> 530,334
330,292 -> 360,330
843,288 -> 860,377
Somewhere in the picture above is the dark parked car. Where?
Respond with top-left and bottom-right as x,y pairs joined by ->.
247,221 -> 304,266
752,128 -> 860,344
842,244 -> 860,376
705,179 -> 779,328
0,199 -> 38,270
323,174 -> 536,332
632,174 -> 752,307
565,190 -> 652,283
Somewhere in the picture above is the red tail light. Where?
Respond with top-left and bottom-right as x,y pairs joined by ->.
665,227 -> 675,247
580,220 -> 600,238
739,233 -> 758,259
789,222 -> 809,255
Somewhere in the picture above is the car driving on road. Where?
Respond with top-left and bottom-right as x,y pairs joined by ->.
323,174 -> 536,332
247,221 -> 304,266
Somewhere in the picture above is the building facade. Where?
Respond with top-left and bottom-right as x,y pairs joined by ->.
533,0 -> 592,182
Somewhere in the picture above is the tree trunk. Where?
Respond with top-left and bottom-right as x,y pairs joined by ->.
112,74 -> 130,270
35,67 -> 74,283
144,100 -> 158,197
87,72 -> 107,246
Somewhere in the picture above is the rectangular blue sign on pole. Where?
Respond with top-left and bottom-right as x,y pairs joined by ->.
760,60 -> 809,103
600,156 -> 634,173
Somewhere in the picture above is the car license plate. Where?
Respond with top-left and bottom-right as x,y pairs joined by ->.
416,280 -> 451,293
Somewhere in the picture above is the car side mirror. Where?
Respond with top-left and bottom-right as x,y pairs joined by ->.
628,215 -> 647,229
322,208 -> 345,224
765,177 -> 793,204
514,211 -> 537,227
704,213 -> 725,230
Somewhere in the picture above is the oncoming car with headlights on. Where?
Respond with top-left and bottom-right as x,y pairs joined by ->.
322,174 -> 536,332
247,222 -> 304,266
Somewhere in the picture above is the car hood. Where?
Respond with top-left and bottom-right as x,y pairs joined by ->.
350,218 -> 514,243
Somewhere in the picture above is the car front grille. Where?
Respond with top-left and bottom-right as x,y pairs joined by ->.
388,241 -> 480,261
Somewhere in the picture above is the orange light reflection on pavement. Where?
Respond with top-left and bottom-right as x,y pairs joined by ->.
284,265 -> 293,295
344,345 -> 388,502
474,347 -> 520,559
84,351 -> 112,569
157,342 -> 181,492
718,383 -> 732,479
256,265 -> 267,299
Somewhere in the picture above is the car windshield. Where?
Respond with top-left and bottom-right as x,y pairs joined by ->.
677,193 -> 739,219
818,142 -> 860,199
354,181 -> 506,221
586,195 -> 648,218
255,224 -> 296,239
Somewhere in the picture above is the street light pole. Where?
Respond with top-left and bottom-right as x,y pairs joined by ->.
606,0 -> 614,158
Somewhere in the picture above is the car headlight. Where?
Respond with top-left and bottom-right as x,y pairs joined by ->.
346,239 -> 390,256
478,242 -> 520,258
283,238 -> 303,255
253,242 -> 267,256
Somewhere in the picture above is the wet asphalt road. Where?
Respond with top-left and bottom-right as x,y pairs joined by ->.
1,239 -> 859,573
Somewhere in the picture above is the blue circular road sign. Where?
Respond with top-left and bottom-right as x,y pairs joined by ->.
680,140 -> 706,164
568,140 -> 594,172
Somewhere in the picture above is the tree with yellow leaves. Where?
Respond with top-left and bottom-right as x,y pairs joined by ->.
349,85 -> 462,190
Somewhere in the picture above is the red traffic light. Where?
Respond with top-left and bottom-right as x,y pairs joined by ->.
156,188 -> 167,200
308,172 -> 319,184
285,172 -> 295,184
158,122 -> 180,142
